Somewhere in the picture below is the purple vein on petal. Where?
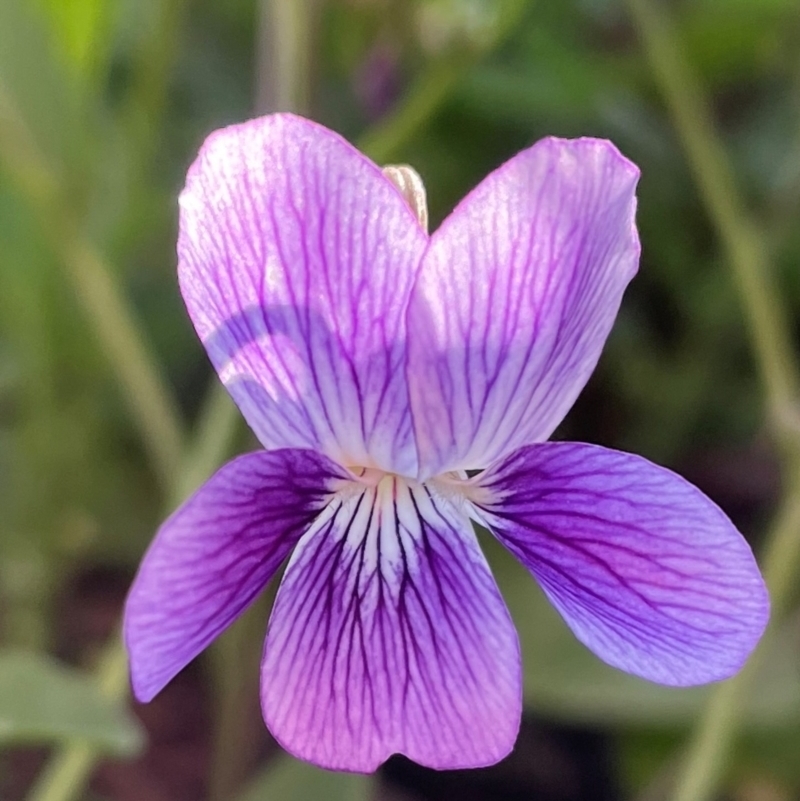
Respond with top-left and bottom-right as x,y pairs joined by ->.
261,474 -> 521,772
472,442 -> 769,686
124,448 -> 347,702
407,138 -> 640,478
177,114 -> 428,475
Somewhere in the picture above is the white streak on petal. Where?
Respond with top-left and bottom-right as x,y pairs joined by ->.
178,114 -> 428,475
261,475 -> 520,772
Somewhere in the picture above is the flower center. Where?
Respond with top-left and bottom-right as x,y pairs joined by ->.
346,466 -> 393,487
341,465 -> 483,513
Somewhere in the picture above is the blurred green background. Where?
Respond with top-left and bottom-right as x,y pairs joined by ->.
2,0 -> 800,799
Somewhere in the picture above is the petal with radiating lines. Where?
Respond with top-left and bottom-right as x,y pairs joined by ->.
124,448 -> 346,702
407,137 -> 640,478
473,443 -> 769,685
178,114 -> 428,475
262,476 -> 521,772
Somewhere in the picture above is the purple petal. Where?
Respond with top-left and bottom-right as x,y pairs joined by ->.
178,114 -> 428,475
124,448 -> 346,702
473,443 -> 769,686
261,476 -> 521,772
407,138 -> 640,478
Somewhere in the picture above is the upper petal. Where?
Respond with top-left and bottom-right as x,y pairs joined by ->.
124,448 -> 346,702
473,443 -> 769,686
178,114 -> 428,475
407,138 -> 640,478
261,475 -> 521,772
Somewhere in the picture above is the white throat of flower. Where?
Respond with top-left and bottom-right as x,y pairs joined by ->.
334,466 -> 487,523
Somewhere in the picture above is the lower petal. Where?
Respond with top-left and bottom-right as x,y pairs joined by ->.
261,477 -> 521,772
474,443 -> 769,686
124,448 -> 345,702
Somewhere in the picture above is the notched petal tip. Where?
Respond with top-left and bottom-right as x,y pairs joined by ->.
261,476 -> 521,772
267,704 -> 518,774
546,135 -> 641,177
556,137 -> 644,266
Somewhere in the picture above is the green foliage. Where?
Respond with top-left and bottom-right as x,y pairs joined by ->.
236,756 -> 374,801
0,649 -> 143,754
1,0 -> 800,796
35,0 -> 115,80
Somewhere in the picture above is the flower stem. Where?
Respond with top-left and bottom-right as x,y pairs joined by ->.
170,384 -> 239,508
625,0 -> 800,429
624,1 -> 800,800
359,0 -> 531,165
27,642 -> 130,801
58,232 -> 186,487
254,0 -> 315,118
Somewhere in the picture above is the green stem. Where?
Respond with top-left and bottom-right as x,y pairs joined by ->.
0,82 -> 186,489
624,2 -> 800,801
171,385 -> 239,507
26,642 -> 130,801
358,0 -> 531,164
357,57 -> 469,164
207,591 -> 276,801
58,232 -> 186,487
123,0 -> 188,166
625,0 -> 800,430
254,0 -> 315,116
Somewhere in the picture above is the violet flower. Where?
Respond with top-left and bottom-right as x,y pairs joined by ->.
125,114 -> 769,772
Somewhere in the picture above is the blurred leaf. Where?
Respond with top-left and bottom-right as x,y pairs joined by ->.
679,0 -> 796,83
0,649 -> 144,755
621,724 -> 800,796
735,726 -> 800,785
487,537 -> 800,729
36,0 -> 114,79
237,756 -> 373,801
0,0 -> 91,189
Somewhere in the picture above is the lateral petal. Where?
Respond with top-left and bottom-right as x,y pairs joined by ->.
407,138 -> 640,478
474,443 -> 769,686
178,114 -> 427,475
261,477 -> 521,772
124,448 -> 346,702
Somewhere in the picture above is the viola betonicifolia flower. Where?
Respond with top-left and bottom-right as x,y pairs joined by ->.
125,114 -> 769,772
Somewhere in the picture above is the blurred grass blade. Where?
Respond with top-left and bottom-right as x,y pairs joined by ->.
358,0 -> 532,163
0,649 -> 144,756
0,0 -> 186,488
236,756 -> 374,801
35,0 -> 113,80
0,0 -> 90,192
